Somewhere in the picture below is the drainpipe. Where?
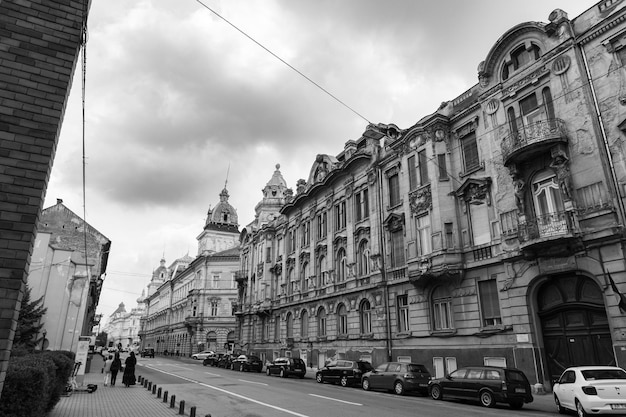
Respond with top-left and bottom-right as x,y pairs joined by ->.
577,41 -> 626,225
375,142 -> 393,362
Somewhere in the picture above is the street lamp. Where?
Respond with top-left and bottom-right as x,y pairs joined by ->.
41,329 -> 47,350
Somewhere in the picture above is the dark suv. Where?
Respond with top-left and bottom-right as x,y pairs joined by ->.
362,362 -> 431,395
266,357 -> 306,378
140,348 -> 155,358
232,355 -> 263,372
316,360 -> 374,387
429,366 -> 533,409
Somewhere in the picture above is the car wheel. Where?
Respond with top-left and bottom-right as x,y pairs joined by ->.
576,400 -> 588,417
266,368 -> 271,376
394,381 -> 405,395
362,378 -> 370,391
554,396 -> 566,414
430,385 -> 443,400
340,376 -> 349,387
280,369 -> 286,378
316,373 -> 323,383
509,399 -> 524,410
479,390 -> 495,408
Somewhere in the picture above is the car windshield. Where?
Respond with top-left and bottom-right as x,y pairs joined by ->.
249,356 -> 260,361
582,369 -> 626,380
407,364 -> 428,373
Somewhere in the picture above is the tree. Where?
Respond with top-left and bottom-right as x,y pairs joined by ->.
13,284 -> 47,350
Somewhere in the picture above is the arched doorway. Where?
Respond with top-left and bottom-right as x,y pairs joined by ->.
538,274 -> 613,381
206,331 -> 217,351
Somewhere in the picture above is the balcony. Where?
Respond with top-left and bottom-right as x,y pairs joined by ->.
518,210 -> 580,255
501,119 -> 567,166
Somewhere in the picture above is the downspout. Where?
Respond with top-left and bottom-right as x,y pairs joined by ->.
577,41 -> 626,224
376,141 -> 393,362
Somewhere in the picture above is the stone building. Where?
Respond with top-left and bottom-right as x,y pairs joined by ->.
139,188 -> 240,356
28,200 -> 110,352
235,1 -> 626,391
101,301 -> 144,351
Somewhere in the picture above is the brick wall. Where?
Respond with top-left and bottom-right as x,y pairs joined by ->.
0,0 -> 88,397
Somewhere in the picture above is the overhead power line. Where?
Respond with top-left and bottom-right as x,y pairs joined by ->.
193,0 -> 372,124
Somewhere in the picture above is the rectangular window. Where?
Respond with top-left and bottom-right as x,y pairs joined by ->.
437,154 -> 448,180
408,155 -> 418,190
210,300 -> 218,316
317,212 -> 327,239
470,203 -> 491,246
416,214 -> 431,256
433,300 -> 453,330
388,173 -> 400,207
391,229 -> 405,267
301,221 -> 310,247
418,150 -> 429,185
355,189 -> 369,222
319,316 -> 327,336
479,279 -> 502,327
500,210 -> 518,236
288,229 -> 296,253
461,133 -> 479,172
444,222 -> 454,249
266,246 -> 272,263
334,201 -> 346,230
397,295 -> 410,332
212,274 -> 220,288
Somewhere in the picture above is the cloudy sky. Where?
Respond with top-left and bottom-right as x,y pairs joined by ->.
42,0 -> 593,320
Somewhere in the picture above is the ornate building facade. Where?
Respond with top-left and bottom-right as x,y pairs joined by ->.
101,301 -> 144,351
235,1 -> 626,391
138,188 -> 240,356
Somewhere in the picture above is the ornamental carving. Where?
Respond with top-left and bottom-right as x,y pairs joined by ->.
314,243 -> 327,257
409,185 -> 432,215
299,251 -> 310,264
453,117 -> 479,140
367,169 -> 377,185
503,66 -> 550,96
269,263 -> 282,275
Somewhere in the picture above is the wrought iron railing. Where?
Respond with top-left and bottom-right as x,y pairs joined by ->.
501,119 -> 566,162
518,210 -> 574,243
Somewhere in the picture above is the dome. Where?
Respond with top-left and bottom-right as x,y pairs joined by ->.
266,164 -> 287,188
205,187 -> 239,233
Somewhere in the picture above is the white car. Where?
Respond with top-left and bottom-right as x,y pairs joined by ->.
553,366 -> 626,416
191,350 -> 215,360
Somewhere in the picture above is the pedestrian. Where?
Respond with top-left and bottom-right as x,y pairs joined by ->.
103,355 -> 113,386
110,352 -> 122,386
122,351 -> 137,387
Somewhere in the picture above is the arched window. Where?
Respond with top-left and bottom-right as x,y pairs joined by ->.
336,248 -> 347,282
206,331 -> 217,351
358,240 -> 370,276
432,286 -> 453,330
318,307 -> 327,336
317,255 -> 326,287
301,309 -> 309,339
532,169 -> 566,237
337,304 -> 348,335
360,300 -> 372,334
286,312 -> 294,338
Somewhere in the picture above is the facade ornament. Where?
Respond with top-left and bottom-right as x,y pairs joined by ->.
550,147 -> 572,201
513,176 -> 526,213
367,169 -> 377,185
296,179 -> 307,195
409,185 -> 432,216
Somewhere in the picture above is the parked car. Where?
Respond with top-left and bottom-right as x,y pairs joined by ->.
429,366 -> 533,409
362,362 -> 431,395
217,354 -> 235,369
140,348 -> 155,358
232,355 -> 263,372
553,366 -> 626,416
316,360 -> 374,387
266,357 -> 306,378
191,350 -> 215,360
203,353 -> 223,367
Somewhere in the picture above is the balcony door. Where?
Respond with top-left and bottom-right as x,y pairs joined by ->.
532,170 -> 565,237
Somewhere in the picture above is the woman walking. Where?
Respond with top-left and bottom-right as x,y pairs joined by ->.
122,351 -> 137,387
103,355 -> 113,386
110,352 -> 122,386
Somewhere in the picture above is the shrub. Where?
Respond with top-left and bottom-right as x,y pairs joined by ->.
0,355 -> 54,417
40,351 -> 74,411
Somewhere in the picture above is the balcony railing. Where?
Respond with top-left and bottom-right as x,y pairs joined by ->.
518,211 -> 575,243
501,119 -> 567,164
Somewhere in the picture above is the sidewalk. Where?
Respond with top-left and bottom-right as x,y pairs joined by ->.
48,354 -> 182,417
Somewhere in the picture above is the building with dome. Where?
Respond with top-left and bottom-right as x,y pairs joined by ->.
101,301 -> 144,351
138,188 -> 240,356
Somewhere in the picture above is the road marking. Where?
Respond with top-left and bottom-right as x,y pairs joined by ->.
145,365 -> 310,417
238,379 -> 268,386
308,393 -> 362,406
204,372 -> 221,377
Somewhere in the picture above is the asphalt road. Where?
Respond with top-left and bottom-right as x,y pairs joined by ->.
134,356 -> 560,417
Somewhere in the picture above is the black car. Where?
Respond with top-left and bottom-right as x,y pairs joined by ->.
266,357 -> 306,378
316,360 -> 374,387
140,348 -> 155,358
203,353 -> 223,367
232,354 -> 263,372
429,366 -> 534,409
362,362 -> 431,395
217,354 -> 235,369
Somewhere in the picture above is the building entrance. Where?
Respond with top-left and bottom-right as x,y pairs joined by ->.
538,274 -> 613,381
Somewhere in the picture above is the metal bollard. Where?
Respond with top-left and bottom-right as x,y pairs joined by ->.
148,381 -> 152,390
178,400 -> 185,415
170,394 -> 176,408
138,376 -> 142,383
143,379 -> 147,388
157,387 -> 162,398
190,406 -> 196,417
152,384 -> 157,394
163,391 -> 168,403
